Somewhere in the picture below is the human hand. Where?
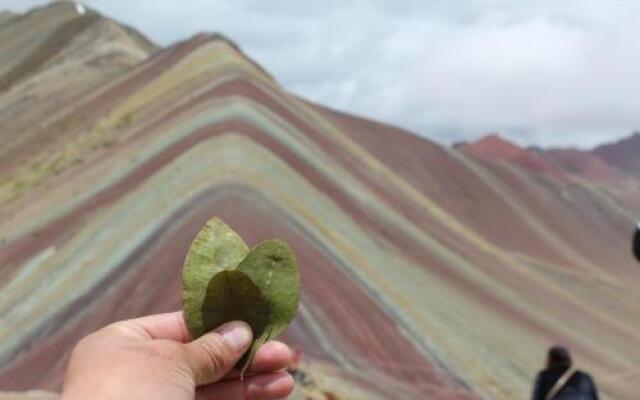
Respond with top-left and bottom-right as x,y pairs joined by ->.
60,312 -> 294,400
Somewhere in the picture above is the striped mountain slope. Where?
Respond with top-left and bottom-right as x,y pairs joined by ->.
1,3 -> 639,400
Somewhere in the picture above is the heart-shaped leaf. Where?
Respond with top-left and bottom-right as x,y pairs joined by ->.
182,218 -> 300,375
182,218 -> 249,338
234,239 -> 300,371
202,269 -> 270,345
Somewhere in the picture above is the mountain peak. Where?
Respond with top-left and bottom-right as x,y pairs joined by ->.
184,32 -> 276,82
465,133 -> 523,159
0,0 -> 156,93
16,1 -> 93,18
479,132 -> 510,143
463,133 -> 568,178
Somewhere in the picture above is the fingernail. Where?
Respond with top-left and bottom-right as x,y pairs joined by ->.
217,321 -> 252,352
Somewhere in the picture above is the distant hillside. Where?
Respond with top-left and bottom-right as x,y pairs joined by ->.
463,133 -> 638,186
546,148 -> 625,183
1,2 -> 640,400
593,132 -> 640,176
0,1 -> 156,166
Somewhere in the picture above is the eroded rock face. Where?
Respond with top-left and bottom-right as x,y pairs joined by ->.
0,392 -> 58,400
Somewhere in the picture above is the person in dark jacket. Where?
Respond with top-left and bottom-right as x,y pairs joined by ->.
531,346 -> 599,400
633,222 -> 640,263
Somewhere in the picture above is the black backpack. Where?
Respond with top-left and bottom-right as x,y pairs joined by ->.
551,371 -> 597,400
554,386 -> 586,400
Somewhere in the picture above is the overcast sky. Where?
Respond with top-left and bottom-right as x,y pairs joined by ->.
4,0 -> 640,148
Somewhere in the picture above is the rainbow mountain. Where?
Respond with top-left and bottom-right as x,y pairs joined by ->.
1,2 -> 639,399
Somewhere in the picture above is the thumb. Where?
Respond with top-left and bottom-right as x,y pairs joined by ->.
183,321 -> 253,385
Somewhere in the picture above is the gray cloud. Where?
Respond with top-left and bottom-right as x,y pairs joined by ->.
4,0 -> 640,148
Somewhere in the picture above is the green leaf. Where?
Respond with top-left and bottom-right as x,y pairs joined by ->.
202,269 -> 270,346
182,218 -> 249,338
235,239 -> 300,372
182,219 -> 300,376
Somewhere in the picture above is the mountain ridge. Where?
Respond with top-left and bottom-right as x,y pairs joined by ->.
463,132 -> 638,185
0,0 -> 157,175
